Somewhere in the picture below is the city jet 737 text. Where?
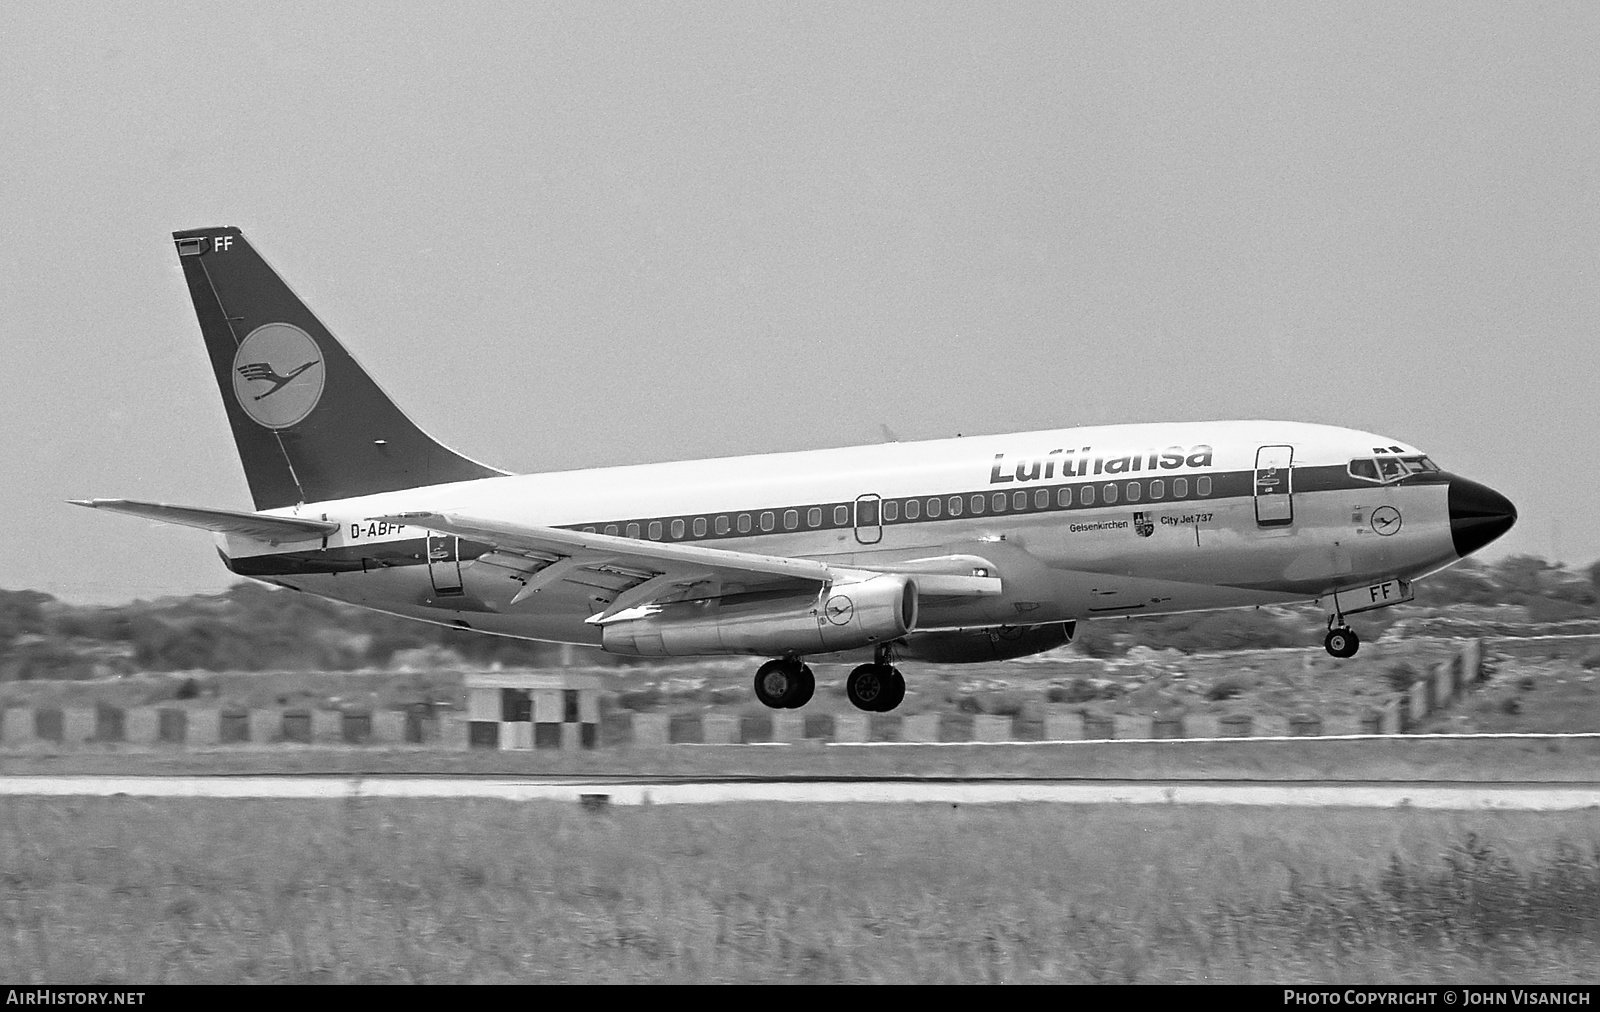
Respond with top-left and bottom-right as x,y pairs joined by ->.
73,227 -> 1518,712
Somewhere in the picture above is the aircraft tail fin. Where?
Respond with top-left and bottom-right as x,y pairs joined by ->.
172,227 -> 506,510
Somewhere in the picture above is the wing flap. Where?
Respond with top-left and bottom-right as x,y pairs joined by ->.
70,498 -> 338,544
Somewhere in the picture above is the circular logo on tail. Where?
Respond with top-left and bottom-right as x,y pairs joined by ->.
231,323 -> 324,429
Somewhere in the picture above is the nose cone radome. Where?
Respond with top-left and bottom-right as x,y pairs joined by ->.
1448,476 -> 1517,558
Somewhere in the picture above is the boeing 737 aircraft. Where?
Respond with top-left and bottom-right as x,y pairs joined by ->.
74,228 -> 1518,712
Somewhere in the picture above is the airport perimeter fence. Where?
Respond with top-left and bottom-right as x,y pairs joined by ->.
0,641 -> 1492,751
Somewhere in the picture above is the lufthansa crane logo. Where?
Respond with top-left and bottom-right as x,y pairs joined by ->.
824,594 -> 855,626
231,323 -> 324,429
1370,506 -> 1402,537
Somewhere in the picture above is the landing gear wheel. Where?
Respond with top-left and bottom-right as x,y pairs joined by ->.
846,663 -> 891,712
785,664 -> 815,709
754,659 -> 805,709
1324,627 -> 1360,659
877,669 -> 906,712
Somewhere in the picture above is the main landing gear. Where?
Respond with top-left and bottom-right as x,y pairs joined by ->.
845,644 -> 906,713
1324,617 -> 1360,659
753,658 -> 814,709
751,647 -> 907,712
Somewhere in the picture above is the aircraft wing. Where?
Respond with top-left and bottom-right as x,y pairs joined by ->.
373,510 -> 1000,622
69,498 -> 339,544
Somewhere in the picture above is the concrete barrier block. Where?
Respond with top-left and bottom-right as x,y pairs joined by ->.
1322,715 -> 1364,736
94,706 -> 125,743
600,712 -> 632,746
34,708 -> 63,743
902,713 -> 941,742
869,713 -> 901,742
1288,714 -> 1323,737
1218,713 -> 1253,737
1432,665 -> 1453,709
1113,715 -> 1150,740
442,713 -> 472,751
312,709 -> 344,743
1408,682 -> 1430,722
668,714 -> 703,744
501,722 -> 533,750
468,721 -> 499,749
62,708 -> 95,745
1152,716 -> 1185,739
534,721 -> 561,748
740,714 -> 773,743
125,708 -> 160,745
833,712 -> 870,743
972,714 -> 1014,742
1253,716 -> 1291,737
250,708 -> 280,744
1183,714 -> 1220,739
1044,712 -> 1084,741
280,710 -> 312,743
1082,713 -> 1115,740
189,709 -> 220,746
1380,700 -> 1402,735
938,714 -> 972,742
632,713 -> 670,746
771,711 -> 805,743
2,708 -> 33,746
802,713 -> 834,741
372,711 -> 406,744
466,688 -> 500,722
533,689 -> 563,724
702,713 -> 739,745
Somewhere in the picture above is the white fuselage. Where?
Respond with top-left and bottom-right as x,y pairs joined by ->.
222,419 -> 1461,651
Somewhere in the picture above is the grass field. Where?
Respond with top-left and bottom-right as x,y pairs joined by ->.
1,798 -> 1595,983
5,734 -> 1600,783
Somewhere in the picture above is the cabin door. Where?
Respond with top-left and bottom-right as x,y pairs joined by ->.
1254,445 -> 1294,527
427,531 -> 464,596
854,494 -> 883,545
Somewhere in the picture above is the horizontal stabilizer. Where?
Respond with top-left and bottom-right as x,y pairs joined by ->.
69,499 -> 338,544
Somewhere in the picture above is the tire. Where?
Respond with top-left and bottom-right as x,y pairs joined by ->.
753,659 -> 799,708
1324,628 -> 1360,659
846,663 -> 889,712
785,664 -> 815,709
874,668 -> 906,712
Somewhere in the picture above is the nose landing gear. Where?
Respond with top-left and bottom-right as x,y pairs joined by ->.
753,658 -> 815,709
1324,618 -> 1360,659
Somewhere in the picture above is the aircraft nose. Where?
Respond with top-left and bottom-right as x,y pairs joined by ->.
1448,476 -> 1517,558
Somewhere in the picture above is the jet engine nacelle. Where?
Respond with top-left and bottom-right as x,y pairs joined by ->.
602,575 -> 918,657
899,621 -> 1076,663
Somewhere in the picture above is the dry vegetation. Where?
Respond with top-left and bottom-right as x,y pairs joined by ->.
1,798 -> 1595,983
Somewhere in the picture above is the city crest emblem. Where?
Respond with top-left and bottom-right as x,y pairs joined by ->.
1133,512 -> 1155,538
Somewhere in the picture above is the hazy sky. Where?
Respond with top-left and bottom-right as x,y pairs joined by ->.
4,2 -> 1597,603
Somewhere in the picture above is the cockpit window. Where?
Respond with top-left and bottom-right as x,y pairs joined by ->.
1348,455 -> 1440,484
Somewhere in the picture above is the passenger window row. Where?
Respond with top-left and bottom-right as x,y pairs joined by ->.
577,475 -> 1214,541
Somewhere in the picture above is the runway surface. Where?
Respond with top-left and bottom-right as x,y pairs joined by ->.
2,776 -> 1599,809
